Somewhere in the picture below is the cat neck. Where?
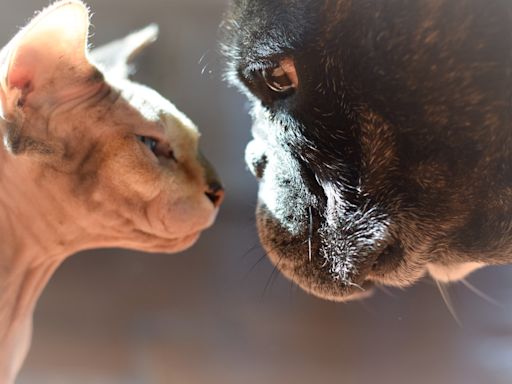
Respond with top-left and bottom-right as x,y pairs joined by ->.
0,144 -> 77,383
0,254 -> 61,384
0,207 -> 64,383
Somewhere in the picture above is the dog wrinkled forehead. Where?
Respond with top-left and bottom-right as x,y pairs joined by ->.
223,0 -> 323,68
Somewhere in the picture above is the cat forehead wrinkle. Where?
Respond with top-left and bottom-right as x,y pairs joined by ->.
1,118 -> 59,156
113,79 -> 198,135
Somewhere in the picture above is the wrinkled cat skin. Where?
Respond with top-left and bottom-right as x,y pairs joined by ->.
0,1 -> 223,381
224,0 -> 512,301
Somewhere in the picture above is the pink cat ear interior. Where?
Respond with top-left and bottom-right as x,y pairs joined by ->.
0,1 -> 92,117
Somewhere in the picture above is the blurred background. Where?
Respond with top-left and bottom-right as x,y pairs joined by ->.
1,0 -> 512,383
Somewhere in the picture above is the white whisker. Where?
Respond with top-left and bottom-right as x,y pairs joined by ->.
308,206 -> 313,262
460,279 -> 503,308
377,285 -> 397,298
434,279 -> 462,327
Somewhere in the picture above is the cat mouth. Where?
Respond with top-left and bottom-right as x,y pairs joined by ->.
146,231 -> 202,253
104,228 -> 203,254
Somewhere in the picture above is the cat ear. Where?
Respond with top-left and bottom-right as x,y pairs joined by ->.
91,24 -> 159,79
0,0 -> 98,120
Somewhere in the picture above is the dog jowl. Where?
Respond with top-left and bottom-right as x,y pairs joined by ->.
224,0 -> 512,301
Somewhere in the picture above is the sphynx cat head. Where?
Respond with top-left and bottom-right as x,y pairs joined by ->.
0,0 -> 223,254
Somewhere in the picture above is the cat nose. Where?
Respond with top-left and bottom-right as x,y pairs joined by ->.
205,181 -> 224,207
199,152 -> 224,208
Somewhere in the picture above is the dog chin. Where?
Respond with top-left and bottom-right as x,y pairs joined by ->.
254,201 -> 441,301
255,203 -> 385,302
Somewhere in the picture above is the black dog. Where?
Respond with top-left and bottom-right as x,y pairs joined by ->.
223,0 -> 512,301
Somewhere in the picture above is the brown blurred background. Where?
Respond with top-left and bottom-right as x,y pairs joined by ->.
2,0 -> 512,383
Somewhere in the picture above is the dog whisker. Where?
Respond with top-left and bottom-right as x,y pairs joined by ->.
308,206 -> 313,262
434,279 -> 462,327
376,285 -> 397,298
262,253 -> 286,300
240,242 -> 262,261
198,50 -> 209,65
357,298 -> 379,316
348,282 -> 366,292
242,241 -> 282,281
289,266 -> 298,303
460,279 -> 503,308
242,251 -> 268,281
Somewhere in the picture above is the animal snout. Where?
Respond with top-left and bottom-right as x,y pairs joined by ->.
199,152 -> 224,207
245,139 -> 267,180
205,180 -> 224,207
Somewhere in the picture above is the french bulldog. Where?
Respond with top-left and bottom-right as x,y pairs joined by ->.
0,1 -> 222,382
223,0 -> 512,301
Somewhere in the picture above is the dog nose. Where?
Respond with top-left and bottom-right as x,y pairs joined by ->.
245,140 -> 267,180
199,152 -> 224,207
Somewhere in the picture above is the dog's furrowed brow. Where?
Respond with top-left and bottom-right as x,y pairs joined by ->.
234,54 -> 291,90
221,0 -> 313,80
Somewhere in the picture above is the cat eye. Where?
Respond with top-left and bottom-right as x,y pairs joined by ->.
261,59 -> 298,94
139,135 -> 158,153
137,135 -> 176,161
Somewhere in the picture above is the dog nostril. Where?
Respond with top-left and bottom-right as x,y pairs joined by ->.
205,181 -> 224,207
250,154 -> 267,180
245,140 -> 268,180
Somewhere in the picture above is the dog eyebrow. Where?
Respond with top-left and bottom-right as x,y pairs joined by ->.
236,54 -> 296,87
234,59 -> 270,81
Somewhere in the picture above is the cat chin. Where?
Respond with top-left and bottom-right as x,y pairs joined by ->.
83,230 -> 202,255
139,231 -> 202,254
167,231 -> 202,252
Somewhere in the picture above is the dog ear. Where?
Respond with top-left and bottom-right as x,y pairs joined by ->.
0,0 -> 99,121
91,24 -> 159,79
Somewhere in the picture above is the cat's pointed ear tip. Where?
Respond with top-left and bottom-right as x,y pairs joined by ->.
45,0 -> 90,15
140,24 -> 160,43
49,0 -> 89,9
125,23 -> 160,56
89,23 -> 160,79
27,0 -> 91,34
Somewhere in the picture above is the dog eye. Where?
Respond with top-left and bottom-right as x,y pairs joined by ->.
261,59 -> 298,94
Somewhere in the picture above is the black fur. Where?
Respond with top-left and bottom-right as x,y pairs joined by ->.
223,0 -> 512,301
